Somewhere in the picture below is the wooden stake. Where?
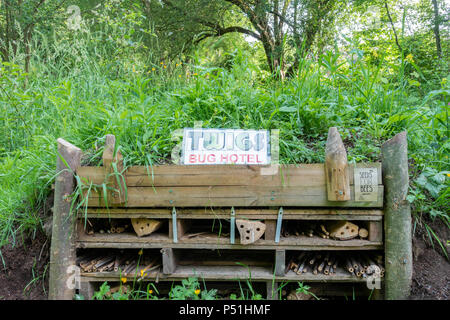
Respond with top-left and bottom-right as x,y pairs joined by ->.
325,127 -> 351,201
49,138 -> 82,300
381,131 -> 412,299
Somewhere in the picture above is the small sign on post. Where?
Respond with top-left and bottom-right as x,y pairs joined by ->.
181,128 -> 270,165
354,167 -> 378,201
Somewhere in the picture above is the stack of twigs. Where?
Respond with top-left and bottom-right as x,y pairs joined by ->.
77,251 -> 161,279
282,222 -> 331,239
286,252 -> 337,275
286,252 -> 384,278
342,252 -> 384,279
84,219 -> 130,235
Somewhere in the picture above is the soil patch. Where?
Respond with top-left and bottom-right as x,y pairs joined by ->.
0,231 -> 49,300
410,218 -> 449,300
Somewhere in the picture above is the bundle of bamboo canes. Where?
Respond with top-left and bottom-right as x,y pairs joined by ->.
285,252 -> 384,278
77,252 -> 161,279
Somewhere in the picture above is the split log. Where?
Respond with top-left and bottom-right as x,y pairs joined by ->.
131,218 -> 163,237
325,127 -> 351,201
381,131 -> 412,299
235,219 -> 266,245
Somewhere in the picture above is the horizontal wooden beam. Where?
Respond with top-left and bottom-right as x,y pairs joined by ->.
83,185 -> 383,208
80,208 -> 383,220
77,163 -> 383,208
76,232 -> 383,250
77,163 -> 382,187
79,265 -> 372,283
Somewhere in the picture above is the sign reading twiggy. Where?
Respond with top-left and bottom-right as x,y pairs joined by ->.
181,128 -> 270,165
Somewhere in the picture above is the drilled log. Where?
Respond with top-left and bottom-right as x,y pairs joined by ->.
235,219 -> 266,244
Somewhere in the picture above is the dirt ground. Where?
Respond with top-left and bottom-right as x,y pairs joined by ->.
0,231 -> 49,300
0,218 -> 448,300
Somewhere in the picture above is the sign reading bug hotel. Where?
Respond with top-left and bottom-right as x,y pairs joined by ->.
182,128 -> 270,165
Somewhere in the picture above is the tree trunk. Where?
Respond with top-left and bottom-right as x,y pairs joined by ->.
431,0 -> 442,58
384,0 -> 403,53
381,131 -> 412,300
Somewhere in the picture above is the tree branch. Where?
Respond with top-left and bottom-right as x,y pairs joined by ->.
384,0 -> 403,53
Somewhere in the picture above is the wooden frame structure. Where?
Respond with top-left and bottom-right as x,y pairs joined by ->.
48,129 -> 412,300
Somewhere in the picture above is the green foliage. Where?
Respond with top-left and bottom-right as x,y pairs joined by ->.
169,277 -> 217,300
296,282 -> 320,300
0,1 -> 448,297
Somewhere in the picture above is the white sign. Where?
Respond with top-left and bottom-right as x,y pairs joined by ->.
354,167 -> 378,201
182,128 -> 270,165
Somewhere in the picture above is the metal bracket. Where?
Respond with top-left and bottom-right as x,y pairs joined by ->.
172,207 -> 178,243
230,207 -> 236,244
275,207 -> 283,243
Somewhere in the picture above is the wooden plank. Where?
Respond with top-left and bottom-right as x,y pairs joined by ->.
81,212 -> 383,221
79,281 -> 95,299
168,219 -> 192,240
161,248 -> 176,274
267,281 -> 278,300
84,185 -> 383,207
369,220 -> 383,242
76,232 -> 383,250
264,220 -> 276,240
76,163 -> 382,187
275,250 -> 285,276
80,265 -> 370,283
83,207 -> 384,217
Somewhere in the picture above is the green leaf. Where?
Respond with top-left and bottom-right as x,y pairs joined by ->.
406,194 -> 416,203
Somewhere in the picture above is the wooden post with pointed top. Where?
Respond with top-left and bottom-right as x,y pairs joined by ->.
381,131 -> 412,299
102,134 -> 125,204
325,127 -> 351,201
49,138 -> 82,300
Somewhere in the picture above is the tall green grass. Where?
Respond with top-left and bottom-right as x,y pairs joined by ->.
0,28 -> 448,259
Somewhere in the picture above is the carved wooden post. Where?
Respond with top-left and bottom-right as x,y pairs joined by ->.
381,131 -> 412,299
325,127 -> 350,201
102,134 -> 125,204
49,138 -> 82,300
